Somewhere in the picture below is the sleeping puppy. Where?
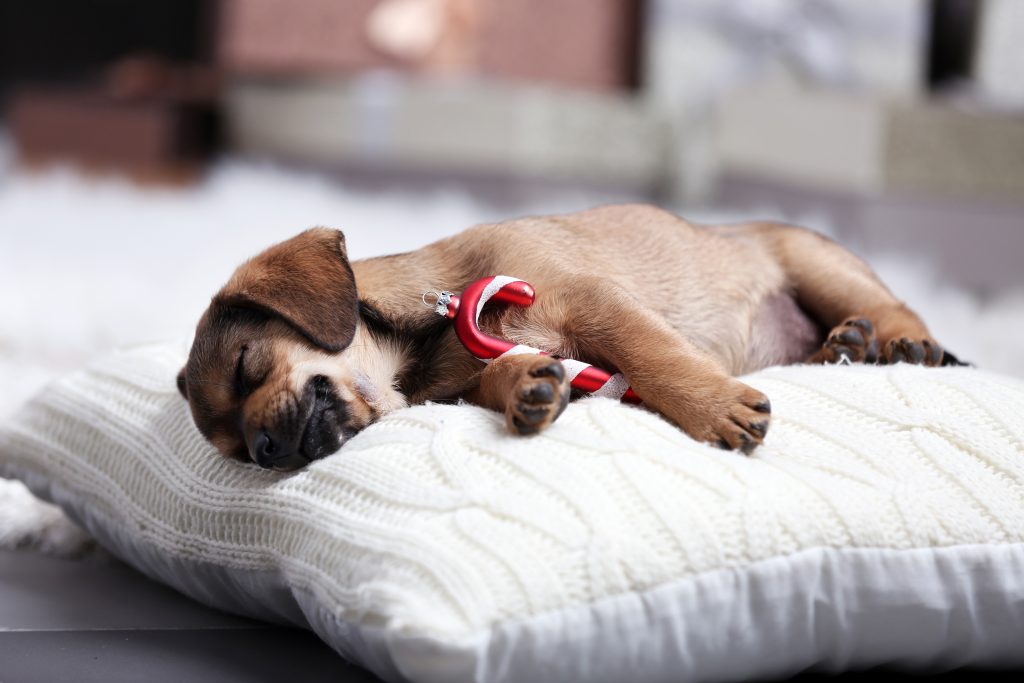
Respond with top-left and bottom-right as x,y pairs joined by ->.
178,204 -> 952,470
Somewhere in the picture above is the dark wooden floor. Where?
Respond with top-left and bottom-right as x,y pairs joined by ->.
0,549 -> 375,683
2,549 -> 1021,682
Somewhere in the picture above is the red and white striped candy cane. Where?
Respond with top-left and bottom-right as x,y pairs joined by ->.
425,275 -> 641,404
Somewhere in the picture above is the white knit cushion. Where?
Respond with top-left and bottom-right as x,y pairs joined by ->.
2,343 -> 1024,682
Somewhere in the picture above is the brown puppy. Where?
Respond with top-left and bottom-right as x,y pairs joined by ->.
178,204 -> 950,470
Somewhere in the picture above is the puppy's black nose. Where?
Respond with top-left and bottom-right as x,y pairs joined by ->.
251,431 -> 308,470
252,431 -> 278,468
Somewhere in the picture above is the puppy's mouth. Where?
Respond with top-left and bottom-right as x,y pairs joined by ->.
250,375 -> 358,471
297,375 -> 351,464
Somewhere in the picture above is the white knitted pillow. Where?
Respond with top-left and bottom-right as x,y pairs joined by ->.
2,343 -> 1024,682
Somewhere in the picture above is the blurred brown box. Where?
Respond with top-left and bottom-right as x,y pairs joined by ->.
9,88 -> 217,181
218,0 -> 640,92
218,0 -> 397,74
477,0 -> 639,92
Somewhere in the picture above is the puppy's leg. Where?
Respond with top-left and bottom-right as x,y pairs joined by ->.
471,354 -> 571,435
753,224 -> 944,366
522,277 -> 771,453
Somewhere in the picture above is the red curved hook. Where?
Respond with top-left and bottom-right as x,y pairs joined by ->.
437,276 -> 641,404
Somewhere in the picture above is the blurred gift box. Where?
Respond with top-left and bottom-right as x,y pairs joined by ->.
8,58 -> 219,183
218,0 -> 642,93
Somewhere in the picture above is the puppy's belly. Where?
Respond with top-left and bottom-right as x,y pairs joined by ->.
745,293 -> 821,371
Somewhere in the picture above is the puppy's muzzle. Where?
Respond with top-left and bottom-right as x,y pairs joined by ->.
250,376 -> 348,470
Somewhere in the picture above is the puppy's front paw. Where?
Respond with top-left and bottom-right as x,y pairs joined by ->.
882,336 -> 944,366
506,357 -> 571,436
671,379 -> 771,455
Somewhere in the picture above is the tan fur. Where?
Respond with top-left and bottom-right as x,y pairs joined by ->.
179,204 -> 943,468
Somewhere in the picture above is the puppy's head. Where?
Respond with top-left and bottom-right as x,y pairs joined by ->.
177,228 -> 406,470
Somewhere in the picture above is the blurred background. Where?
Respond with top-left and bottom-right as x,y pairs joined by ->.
1,0 -> 1023,420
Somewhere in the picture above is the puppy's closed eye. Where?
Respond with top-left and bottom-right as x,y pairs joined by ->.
233,343 -> 272,398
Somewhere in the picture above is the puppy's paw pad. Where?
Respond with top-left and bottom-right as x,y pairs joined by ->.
816,317 -> 879,364
883,336 -> 943,366
506,358 -> 570,436
529,359 -> 565,381
518,380 -> 555,404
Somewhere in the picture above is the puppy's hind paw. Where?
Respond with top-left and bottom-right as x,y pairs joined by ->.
809,317 -> 878,364
882,336 -> 944,366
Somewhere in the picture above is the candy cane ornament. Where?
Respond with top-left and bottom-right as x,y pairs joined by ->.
424,275 -> 641,404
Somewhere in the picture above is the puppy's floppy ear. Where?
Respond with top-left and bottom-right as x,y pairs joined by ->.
215,227 -> 359,352
176,367 -> 188,399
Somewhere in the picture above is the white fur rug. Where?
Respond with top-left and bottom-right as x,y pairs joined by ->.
2,143 -> 1023,554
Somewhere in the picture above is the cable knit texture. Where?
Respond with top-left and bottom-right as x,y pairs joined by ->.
2,343 -> 1024,682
